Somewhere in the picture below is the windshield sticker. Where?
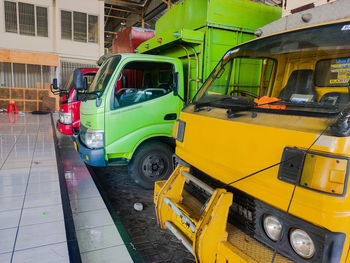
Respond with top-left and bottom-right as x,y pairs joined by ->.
330,58 -> 350,83
341,25 -> 350,31
330,63 -> 350,73
330,78 -> 350,84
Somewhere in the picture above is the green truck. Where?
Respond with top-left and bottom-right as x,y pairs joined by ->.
74,0 -> 281,188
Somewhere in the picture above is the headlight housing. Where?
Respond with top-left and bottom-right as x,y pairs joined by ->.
81,129 -> 104,149
290,228 -> 315,259
59,112 -> 72,124
263,215 -> 282,242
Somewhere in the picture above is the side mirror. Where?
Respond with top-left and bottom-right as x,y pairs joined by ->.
73,69 -> 87,91
52,78 -> 58,90
171,72 -> 185,103
172,72 -> 179,96
50,78 -> 60,95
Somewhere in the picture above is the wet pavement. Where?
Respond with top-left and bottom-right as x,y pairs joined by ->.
91,166 -> 195,263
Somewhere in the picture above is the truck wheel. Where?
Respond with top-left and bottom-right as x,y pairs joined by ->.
129,141 -> 173,189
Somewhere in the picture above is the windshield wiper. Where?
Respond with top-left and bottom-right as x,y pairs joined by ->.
194,96 -> 255,111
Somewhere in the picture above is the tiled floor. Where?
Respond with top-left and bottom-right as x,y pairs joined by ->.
0,113 -> 69,263
57,126 -> 134,263
0,112 -> 134,263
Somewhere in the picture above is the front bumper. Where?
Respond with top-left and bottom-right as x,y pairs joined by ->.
57,121 -> 73,135
74,136 -> 106,167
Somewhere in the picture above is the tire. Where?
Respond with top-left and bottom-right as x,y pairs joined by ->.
128,141 -> 173,189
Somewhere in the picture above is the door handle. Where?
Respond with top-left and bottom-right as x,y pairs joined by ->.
164,113 -> 177,120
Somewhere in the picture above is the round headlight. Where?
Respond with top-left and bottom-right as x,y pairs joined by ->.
263,215 -> 282,241
290,229 -> 315,259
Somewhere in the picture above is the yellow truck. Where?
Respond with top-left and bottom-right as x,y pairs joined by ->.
154,1 -> 350,262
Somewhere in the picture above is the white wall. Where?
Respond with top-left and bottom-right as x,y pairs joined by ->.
0,0 -> 54,53
55,0 -> 104,61
0,0 -> 104,62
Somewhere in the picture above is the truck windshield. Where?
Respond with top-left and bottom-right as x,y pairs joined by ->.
87,55 -> 121,95
194,20 -> 350,115
61,73 -> 74,93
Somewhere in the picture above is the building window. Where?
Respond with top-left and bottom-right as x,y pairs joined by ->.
18,2 -> 35,36
88,15 -> 98,43
73,12 -> 87,42
61,10 -> 72,40
36,6 -> 48,37
4,1 -> 48,37
61,10 -> 98,43
4,1 -> 17,33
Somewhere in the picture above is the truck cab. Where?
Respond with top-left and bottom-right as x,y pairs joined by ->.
75,54 -> 184,188
53,68 -> 97,135
75,0 -> 281,189
154,18 -> 350,262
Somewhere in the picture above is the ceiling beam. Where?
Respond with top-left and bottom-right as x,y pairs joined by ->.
104,14 -> 141,22
106,0 -> 147,8
105,5 -> 141,14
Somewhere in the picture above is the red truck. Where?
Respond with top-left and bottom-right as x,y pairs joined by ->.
53,27 -> 154,136
51,68 -> 98,135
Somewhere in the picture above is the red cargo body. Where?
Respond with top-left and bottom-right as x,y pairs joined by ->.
112,27 -> 154,54
57,68 -> 98,135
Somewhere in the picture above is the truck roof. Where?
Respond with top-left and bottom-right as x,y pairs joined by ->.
258,0 -> 350,37
255,17 -> 350,42
106,53 -> 181,62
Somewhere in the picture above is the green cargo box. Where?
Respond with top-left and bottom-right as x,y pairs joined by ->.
138,0 -> 281,101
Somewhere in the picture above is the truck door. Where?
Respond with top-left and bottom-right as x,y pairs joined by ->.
104,60 -> 181,162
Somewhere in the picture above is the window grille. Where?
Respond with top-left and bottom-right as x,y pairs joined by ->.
0,62 -> 12,87
4,1 -> 17,33
13,63 -> 26,88
88,15 -> 98,43
36,6 -> 48,37
42,66 -> 53,86
27,65 -> 41,88
18,2 -> 35,36
73,12 -> 87,42
61,10 -> 72,40
60,61 -> 96,87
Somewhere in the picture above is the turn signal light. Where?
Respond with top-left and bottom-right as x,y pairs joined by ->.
300,153 -> 347,195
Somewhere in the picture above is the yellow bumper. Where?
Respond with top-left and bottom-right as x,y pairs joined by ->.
154,165 -> 292,263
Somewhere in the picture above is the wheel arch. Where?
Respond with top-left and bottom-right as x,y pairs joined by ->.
131,135 -> 175,158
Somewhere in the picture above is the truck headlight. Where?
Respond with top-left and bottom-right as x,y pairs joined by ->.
82,129 -> 104,149
290,229 -> 315,259
59,112 -> 72,124
263,214 -> 282,241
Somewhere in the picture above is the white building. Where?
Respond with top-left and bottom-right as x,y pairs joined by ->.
0,0 -> 104,111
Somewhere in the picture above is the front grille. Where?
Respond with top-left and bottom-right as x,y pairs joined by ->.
189,166 -> 344,263
190,167 -> 256,235
229,189 -> 256,235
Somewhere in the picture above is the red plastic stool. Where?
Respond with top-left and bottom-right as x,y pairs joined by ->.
7,103 -> 18,114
